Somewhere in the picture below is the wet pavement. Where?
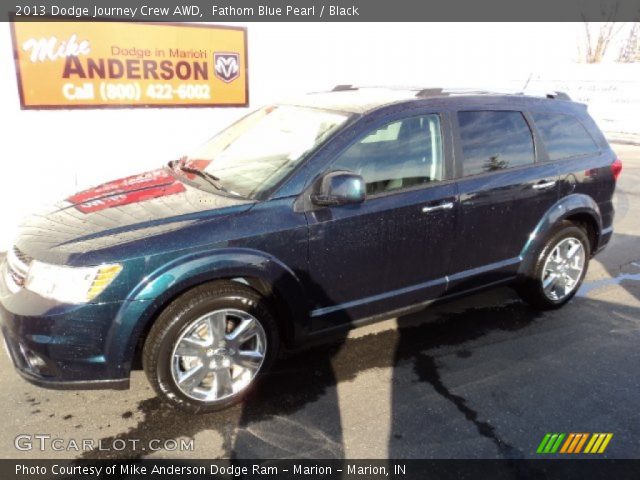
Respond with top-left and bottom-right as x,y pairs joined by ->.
1,144 -> 638,460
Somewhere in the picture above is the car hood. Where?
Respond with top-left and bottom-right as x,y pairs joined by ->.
15,168 -> 253,264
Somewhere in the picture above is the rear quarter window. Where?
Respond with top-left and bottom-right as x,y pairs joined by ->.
531,112 -> 599,161
457,110 -> 534,176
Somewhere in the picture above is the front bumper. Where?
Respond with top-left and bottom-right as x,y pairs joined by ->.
1,325 -> 129,390
0,268 -> 135,390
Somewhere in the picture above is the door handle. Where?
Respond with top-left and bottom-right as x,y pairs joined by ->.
422,201 -> 454,213
532,180 -> 556,190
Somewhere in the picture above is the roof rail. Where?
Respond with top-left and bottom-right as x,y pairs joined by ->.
415,88 -> 505,98
415,88 -> 572,101
415,88 -> 444,97
327,85 -> 573,101
546,91 -> 572,101
331,84 -> 358,92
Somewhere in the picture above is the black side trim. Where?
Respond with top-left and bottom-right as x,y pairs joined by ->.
301,276 -> 515,347
16,368 -> 130,391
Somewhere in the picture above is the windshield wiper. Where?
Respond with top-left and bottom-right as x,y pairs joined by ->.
169,158 -> 242,198
179,164 -> 225,189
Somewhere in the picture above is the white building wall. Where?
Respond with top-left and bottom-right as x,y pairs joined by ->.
1,22 -> 638,251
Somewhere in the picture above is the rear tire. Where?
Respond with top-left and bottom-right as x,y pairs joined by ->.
516,221 -> 590,310
143,281 -> 279,413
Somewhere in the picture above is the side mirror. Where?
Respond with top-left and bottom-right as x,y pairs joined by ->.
311,171 -> 366,207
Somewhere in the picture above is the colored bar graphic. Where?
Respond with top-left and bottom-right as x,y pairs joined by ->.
537,433 -> 613,454
591,434 -> 606,453
537,434 -> 552,454
537,433 -> 565,454
585,433 -> 614,454
550,433 -> 565,453
598,434 -> 613,453
567,433 -> 584,453
560,433 -> 575,453
584,434 -> 599,453
544,434 -> 559,453
574,433 -> 589,453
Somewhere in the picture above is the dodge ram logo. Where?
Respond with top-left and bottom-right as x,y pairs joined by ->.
214,52 -> 240,83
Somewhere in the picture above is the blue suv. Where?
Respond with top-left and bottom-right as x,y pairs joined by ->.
0,87 -> 621,412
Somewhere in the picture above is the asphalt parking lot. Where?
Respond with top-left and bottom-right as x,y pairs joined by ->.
1,144 -> 639,460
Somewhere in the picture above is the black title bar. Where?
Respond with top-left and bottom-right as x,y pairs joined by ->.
4,459 -> 640,480
5,0 -> 640,22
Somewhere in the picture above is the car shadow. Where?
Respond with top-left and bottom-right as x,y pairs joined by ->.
581,232 -> 640,304
81,285 -> 546,460
79,251 -> 640,460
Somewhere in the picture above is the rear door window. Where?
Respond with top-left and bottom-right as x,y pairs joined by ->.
457,111 -> 534,176
531,112 -> 599,161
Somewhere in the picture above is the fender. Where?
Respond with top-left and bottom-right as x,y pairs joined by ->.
103,248 -> 309,378
518,193 -> 603,277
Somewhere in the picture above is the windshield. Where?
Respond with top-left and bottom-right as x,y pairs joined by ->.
183,105 -> 350,198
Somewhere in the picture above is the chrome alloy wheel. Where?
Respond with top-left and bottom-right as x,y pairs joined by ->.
170,309 -> 267,402
541,237 -> 586,301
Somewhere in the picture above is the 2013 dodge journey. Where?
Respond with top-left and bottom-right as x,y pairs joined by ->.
0,87 -> 622,412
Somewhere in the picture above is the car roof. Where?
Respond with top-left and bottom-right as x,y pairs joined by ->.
281,86 -> 578,114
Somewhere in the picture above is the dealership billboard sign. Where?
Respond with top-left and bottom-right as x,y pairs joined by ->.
10,22 -> 248,109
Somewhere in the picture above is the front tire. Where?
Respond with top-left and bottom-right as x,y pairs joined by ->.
143,281 -> 279,413
516,221 -> 590,310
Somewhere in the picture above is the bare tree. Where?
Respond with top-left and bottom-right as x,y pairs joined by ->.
580,21 -> 627,63
617,22 -> 640,62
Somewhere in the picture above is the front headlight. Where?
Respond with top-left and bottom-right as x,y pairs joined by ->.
25,261 -> 122,304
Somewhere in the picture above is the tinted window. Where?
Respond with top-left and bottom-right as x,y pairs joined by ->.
458,111 -> 534,176
532,112 -> 599,161
333,115 -> 444,196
